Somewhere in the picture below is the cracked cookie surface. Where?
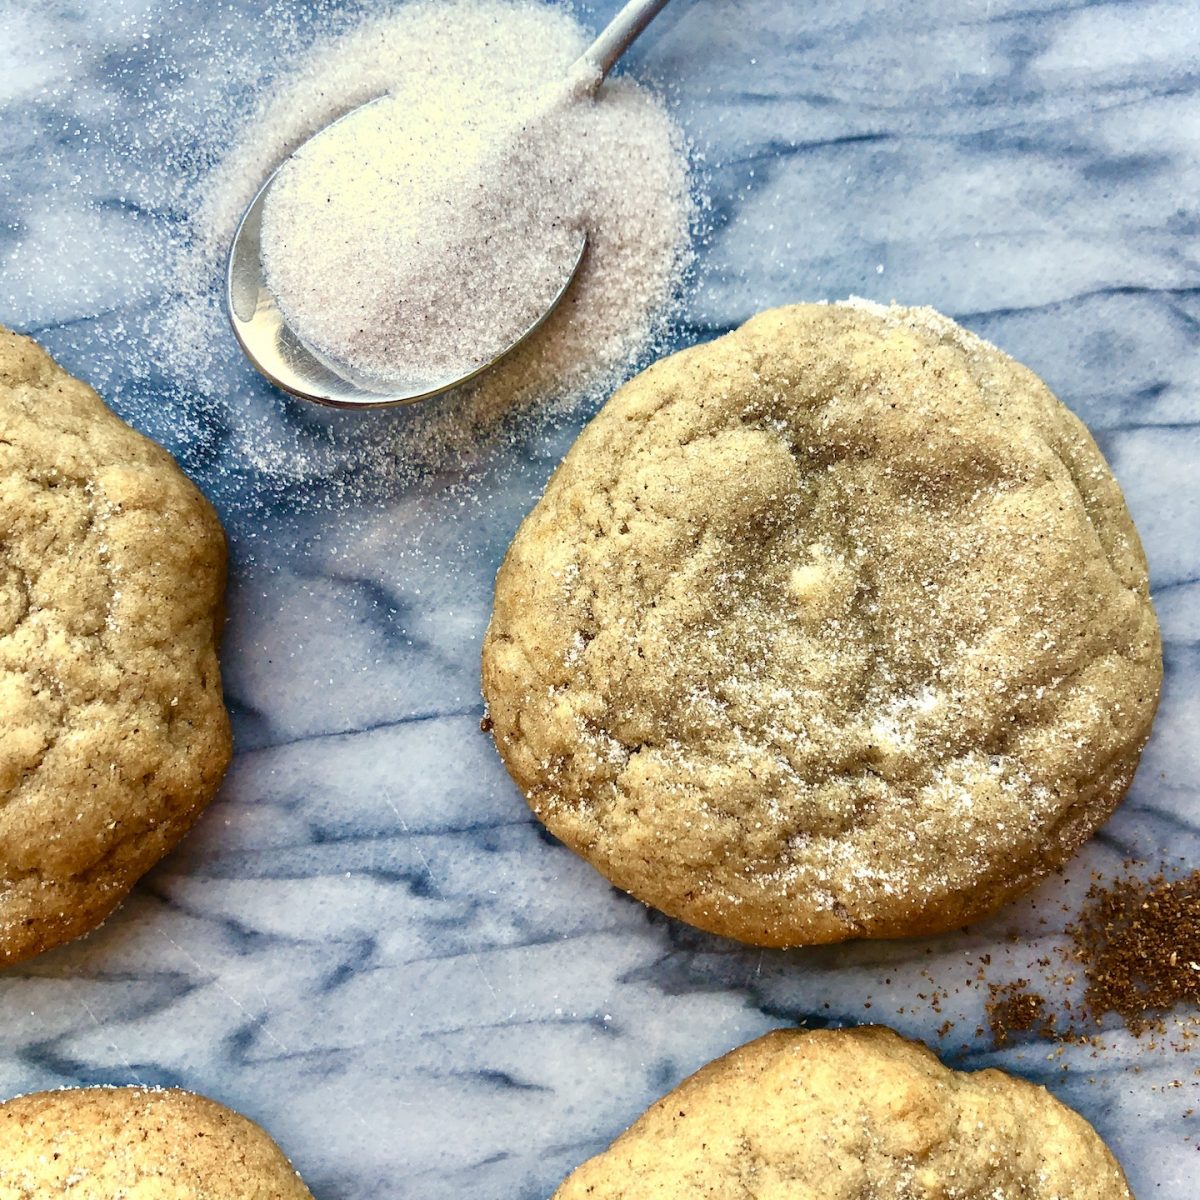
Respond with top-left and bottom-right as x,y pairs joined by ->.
0,326 -> 231,964
553,1026 -> 1133,1200
482,302 -> 1162,946
0,1087 -> 311,1198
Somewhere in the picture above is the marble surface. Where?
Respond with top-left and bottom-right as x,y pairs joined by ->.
2,0 -> 1199,1195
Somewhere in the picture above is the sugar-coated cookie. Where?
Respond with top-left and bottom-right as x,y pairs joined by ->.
0,327 -> 231,964
554,1026 -> 1132,1200
0,1086 -> 311,1198
483,302 -> 1161,945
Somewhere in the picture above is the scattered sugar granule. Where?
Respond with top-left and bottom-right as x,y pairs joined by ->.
160,0 -> 695,502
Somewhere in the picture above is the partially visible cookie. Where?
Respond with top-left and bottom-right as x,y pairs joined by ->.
482,301 -> 1162,946
0,1087 -> 312,1198
0,326 -> 232,964
554,1026 -> 1133,1200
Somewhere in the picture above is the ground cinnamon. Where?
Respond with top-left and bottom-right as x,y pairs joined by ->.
1069,870 -> 1200,1035
986,980 -> 1053,1046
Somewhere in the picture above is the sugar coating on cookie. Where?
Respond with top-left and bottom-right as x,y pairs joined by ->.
0,1087 -> 312,1198
483,302 -> 1162,946
553,1026 -> 1133,1200
0,327 -> 231,964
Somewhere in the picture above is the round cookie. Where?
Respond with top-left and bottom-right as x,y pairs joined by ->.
482,301 -> 1162,946
0,1086 -> 312,1198
553,1026 -> 1133,1200
0,327 -> 231,965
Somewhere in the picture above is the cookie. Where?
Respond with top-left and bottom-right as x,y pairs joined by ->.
554,1026 -> 1132,1200
482,302 -> 1162,946
0,1086 -> 311,1198
0,327 -> 231,964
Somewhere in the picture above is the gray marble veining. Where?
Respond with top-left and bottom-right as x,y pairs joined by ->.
1,0 -> 1198,1195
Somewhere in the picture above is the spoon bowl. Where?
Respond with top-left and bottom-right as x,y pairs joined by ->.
227,162 -> 588,409
226,0 -> 668,408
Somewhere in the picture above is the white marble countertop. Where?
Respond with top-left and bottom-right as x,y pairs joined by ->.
2,1 -> 1198,1195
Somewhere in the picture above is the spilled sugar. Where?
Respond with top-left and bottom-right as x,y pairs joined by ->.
159,0 -> 696,507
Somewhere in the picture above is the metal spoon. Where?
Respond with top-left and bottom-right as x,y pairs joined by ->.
227,0 -> 672,409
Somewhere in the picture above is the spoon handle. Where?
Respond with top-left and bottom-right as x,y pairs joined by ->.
577,0 -> 672,80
